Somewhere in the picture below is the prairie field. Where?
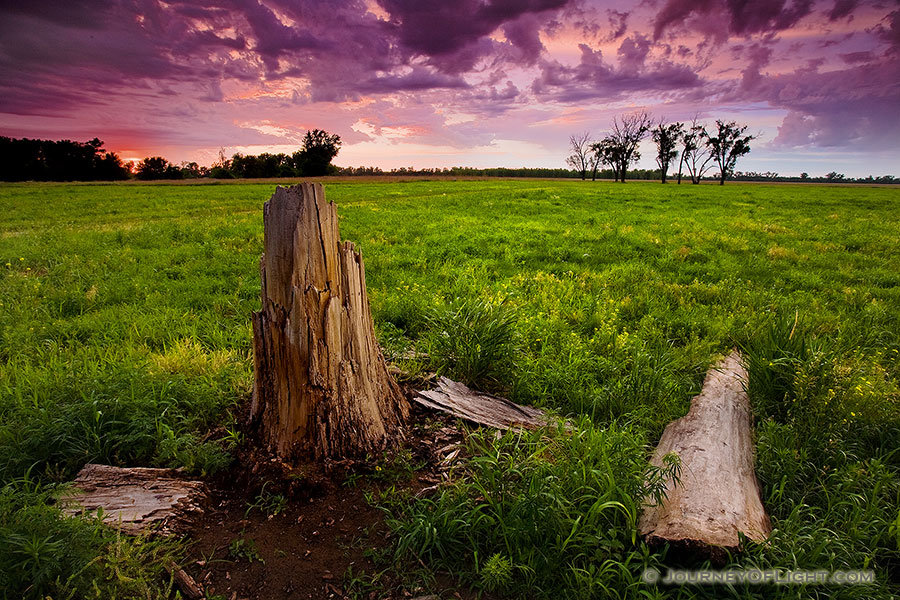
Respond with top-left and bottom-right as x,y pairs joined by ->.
1,178 -> 899,599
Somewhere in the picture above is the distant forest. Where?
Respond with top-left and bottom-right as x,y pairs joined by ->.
0,137 -> 130,181
0,135 -> 896,184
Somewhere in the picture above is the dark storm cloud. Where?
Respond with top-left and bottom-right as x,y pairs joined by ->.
0,0 -> 582,113
653,0 -> 815,40
878,9 -> 900,50
503,14 -> 548,64
827,0 -> 858,21
377,0 -> 569,56
607,10 -> 630,40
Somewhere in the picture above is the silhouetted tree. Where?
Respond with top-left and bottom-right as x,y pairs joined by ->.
135,156 -> 182,180
180,162 -> 205,179
0,136 -> 129,181
591,137 -> 623,181
679,117 -> 714,184
652,121 -> 684,183
565,132 -> 592,180
705,120 -> 756,185
230,152 -> 294,178
293,129 -> 342,176
607,111 -> 652,183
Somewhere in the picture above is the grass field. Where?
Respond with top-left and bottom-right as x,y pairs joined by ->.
1,178 -> 899,598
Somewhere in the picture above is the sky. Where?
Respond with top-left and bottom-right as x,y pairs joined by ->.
0,0 -> 898,177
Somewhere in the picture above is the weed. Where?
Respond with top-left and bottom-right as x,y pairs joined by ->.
381,419 -> 678,598
423,296 -> 517,390
228,537 -> 263,563
155,424 -> 233,477
244,481 -> 287,518
480,552 -> 514,591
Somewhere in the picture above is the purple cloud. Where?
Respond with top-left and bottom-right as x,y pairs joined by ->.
532,39 -> 701,102
653,0 -> 815,40
0,0 -> 896,176
827,0 -> 858,21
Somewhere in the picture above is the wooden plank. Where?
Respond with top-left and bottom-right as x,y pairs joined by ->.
638,351 -> 771,553
60,463 -> 206,535
415,377 -> 547,430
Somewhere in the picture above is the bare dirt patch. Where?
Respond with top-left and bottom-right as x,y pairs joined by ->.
179,403 -> 472,600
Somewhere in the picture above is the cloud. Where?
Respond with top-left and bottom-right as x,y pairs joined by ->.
0,0 -> 896,175
531,38 -> 701,102
653,0 -> 815,40
755,55 -> 900,150
377,0 -> 570,57
827,0 -> 857,22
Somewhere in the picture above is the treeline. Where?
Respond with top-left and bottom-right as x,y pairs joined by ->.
731,171 -> 898,184
135,129 -> 342,180
567,112 -> 899,186
0,129 -> 342,182
2,133 -> 895,184
335,166 -> 579,178
0,137 -> 130,181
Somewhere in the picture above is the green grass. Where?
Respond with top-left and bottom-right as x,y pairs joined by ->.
1,178 -> 899,597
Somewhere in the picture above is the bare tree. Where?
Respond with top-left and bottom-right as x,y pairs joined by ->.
705,120 -> 756,185
652,121 -> 684,184
566,132 -> 592,180
588,142 -> 603,181
680,117 -> 715,184
608,111 -> 652,183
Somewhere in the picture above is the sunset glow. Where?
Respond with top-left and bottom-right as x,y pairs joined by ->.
1,0 -> 898,176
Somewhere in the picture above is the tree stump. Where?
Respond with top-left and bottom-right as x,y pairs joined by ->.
638,351 -> 771,554
250,183 -> 407,461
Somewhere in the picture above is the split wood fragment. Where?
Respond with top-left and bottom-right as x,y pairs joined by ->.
414,376 -> 548,430
638,351 -> 772,553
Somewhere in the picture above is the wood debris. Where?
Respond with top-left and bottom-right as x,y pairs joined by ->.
60,463 -> 206,535
638,351 -> 772,555
415,377 -> 548,430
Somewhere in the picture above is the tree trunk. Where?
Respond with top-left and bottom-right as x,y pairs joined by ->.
251,183 -> 407,461
638,351 -> 771,554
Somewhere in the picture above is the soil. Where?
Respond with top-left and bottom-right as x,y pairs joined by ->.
178,405 -> 475,600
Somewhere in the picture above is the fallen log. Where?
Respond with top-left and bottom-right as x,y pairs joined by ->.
415,377 -> 548,430
60,463 -> 206,535
638,351 -> 771,555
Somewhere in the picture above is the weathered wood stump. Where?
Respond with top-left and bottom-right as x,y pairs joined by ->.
60,464 -> 205,535
638,351 -> 771,554
251,183 -> 408,461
